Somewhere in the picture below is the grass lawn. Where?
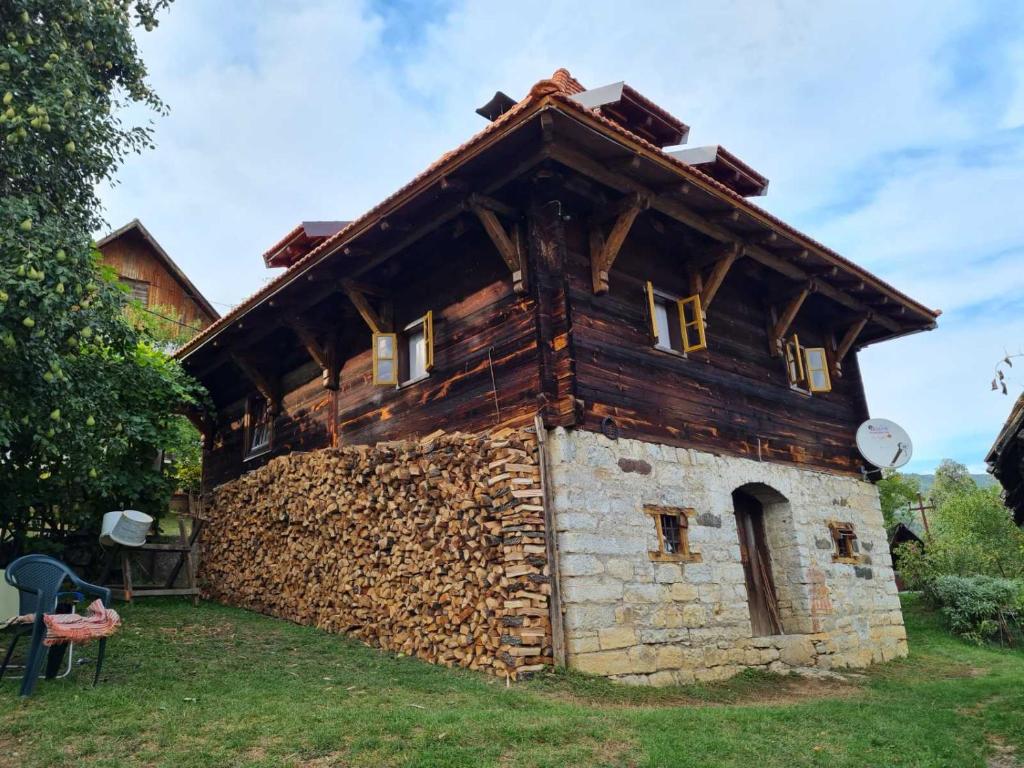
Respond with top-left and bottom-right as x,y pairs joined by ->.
0,594 -> 1022,767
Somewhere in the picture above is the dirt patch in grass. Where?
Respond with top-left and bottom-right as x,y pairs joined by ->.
986,735 -> 1020,768
157,622 -> 238,645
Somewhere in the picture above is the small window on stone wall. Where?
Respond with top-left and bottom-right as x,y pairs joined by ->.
645,505 -> 701,563
829,521 -> 860,563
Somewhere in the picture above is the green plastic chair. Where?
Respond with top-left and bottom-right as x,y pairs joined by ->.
1,555 -> 112,697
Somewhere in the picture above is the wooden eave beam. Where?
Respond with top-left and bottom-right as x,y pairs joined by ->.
230,353 -> 280,412
468,197 -> 528,293
341,280 -> 391,334
700,243 -> 743,310
771,281 -> 814,353
545,141 -> 911,334
589,192 -> 647,294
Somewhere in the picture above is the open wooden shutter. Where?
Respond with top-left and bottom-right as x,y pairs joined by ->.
677,294 -> 707,353
784,334 -> 806,386
804,347 -> 832,393
424,310 -> 434,372
372,332 -> 398,385
645,281 -> 659,343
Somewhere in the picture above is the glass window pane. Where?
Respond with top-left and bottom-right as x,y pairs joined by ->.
377,334 -> 394,359
407,328 -> 426,380
810,369 -> 828,390
377,359 -> 394,382
654,299 -> 672,350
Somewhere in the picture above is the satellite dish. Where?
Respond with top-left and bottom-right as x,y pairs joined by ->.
856,419 -> 913,470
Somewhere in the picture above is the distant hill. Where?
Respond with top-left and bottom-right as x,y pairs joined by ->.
903,473 -> 997,492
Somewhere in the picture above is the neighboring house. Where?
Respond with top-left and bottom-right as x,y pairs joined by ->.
97,218 -> 219,337
177,69 -> 939,682
987,392 -> 1024,526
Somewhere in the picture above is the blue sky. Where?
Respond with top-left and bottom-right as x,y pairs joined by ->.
98,1 -> 1024,474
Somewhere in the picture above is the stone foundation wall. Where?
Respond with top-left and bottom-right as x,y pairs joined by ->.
547,428 -> 907,685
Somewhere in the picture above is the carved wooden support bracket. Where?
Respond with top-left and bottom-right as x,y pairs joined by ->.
467,194 -> 528,294
589,192 -> 648,294
341,279 -> 392,334
831,315 -> 870,377
286,318 -> 341,390
770,280 -> 815,356
700,242 -> 743,311
231,353 -> 280,413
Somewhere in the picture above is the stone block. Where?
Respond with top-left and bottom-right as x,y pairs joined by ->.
573,649 -> 634,676
567,634 -> 600,654
668,582 -> 698,602
648,670 -> 678,687
777,635 -> 817,667
560,554 -> 604,577
606,558 -> 634,581
656,644 -> 684,669
682,604 -> 707,627
599,625 -> 638,650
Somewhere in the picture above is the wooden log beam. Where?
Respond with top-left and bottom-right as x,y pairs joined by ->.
341,280 -> 392,334
700,243 -> 743,310
771,281 -> 814,354
286,319 -> 328,371
590,193 -> 646,294
546,142 -> 906,333
467,192 -> 519,220
181,406 -> 214,441
832,315 -> 870,376
230,353 -> 280,411
469,198 -> 528,293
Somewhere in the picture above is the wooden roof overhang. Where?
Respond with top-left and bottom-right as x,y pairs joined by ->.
986,393 -> 1024,525
175,98 -> 553,404
538,97 -> 939,348
177,81 -> 939,415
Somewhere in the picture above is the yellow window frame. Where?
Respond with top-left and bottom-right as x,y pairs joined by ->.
644,281 -> 659,343
423,310 -> 434,372
804,346 -> 832,393
372,332 -> 398,386
677,294 -> 707,353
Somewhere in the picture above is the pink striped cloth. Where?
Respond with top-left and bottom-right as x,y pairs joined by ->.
4,600 -> 121,646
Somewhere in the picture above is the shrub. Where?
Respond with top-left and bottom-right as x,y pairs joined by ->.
925,575 -> 1024,646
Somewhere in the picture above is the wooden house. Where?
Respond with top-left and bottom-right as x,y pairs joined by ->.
987,392 -> 1024,526
98,218 -> 218,337
179,70 -> 939,682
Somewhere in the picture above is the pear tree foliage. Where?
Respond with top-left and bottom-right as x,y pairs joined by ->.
0,0 -> 203,549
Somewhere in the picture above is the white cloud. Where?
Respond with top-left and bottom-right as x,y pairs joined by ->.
97,0 -> 1024,472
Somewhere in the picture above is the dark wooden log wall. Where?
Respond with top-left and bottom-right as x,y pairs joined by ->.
203,236 -> 543,490
202,196 -> 873,490
561,218 -> 870,475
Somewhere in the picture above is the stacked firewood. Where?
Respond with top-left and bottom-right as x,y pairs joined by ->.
199,428 -> 552,678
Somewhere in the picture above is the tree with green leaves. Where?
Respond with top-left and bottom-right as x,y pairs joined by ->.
877,470 -> 921,530
0,0 -> 203,556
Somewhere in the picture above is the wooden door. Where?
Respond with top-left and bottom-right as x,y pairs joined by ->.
733,491 -> 782,636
